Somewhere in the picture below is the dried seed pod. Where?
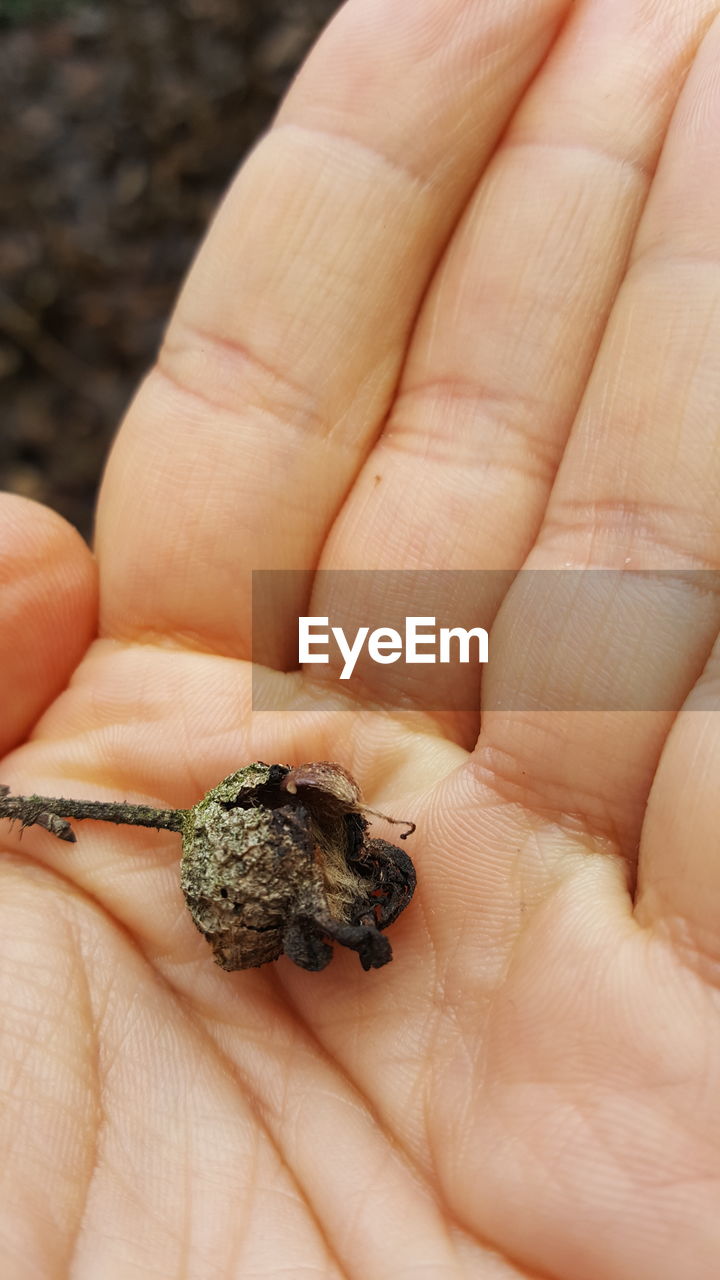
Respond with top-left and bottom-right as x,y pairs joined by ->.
180,762 -> 416,972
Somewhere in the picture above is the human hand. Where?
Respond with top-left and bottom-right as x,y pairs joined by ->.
3,2 -> 720,1276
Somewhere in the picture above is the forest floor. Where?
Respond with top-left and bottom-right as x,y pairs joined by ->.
0,0 -> 338,539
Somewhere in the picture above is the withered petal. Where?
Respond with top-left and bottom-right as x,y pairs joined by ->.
280,761 -> 362,810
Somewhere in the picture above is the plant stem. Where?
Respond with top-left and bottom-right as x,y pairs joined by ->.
0,786 -> 185,843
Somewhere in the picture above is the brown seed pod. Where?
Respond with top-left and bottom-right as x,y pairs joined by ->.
180,762 -> 416,971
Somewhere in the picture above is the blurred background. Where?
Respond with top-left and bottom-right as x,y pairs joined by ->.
0,0 -> 340,541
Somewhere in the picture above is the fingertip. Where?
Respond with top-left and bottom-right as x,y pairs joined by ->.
0,494 -> 98,756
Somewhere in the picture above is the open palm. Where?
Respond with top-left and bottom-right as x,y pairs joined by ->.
4,2 -> 720,1276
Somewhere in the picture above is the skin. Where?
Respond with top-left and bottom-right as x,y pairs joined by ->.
3,0 -> 720,1275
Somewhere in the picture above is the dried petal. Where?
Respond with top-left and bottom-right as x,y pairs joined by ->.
281,761 -> 361,809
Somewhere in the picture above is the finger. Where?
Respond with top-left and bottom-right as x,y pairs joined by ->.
634,644 -> 720,978
95,0 -> 571,662
324,0 -> 716,572
312,0 -> 718,734
0,495 -> 96,758
632,20 -> 720,963
477,11 -> 720,855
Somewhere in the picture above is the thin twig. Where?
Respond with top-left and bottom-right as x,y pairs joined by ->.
0,785 -> 185,843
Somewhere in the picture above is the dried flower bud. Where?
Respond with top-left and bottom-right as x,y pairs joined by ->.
180,762 -> 416,971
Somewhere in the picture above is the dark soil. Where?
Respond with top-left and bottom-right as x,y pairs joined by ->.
0,0 -> 340,541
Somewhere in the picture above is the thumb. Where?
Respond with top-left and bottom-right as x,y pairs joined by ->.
0,494 -> 97,758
